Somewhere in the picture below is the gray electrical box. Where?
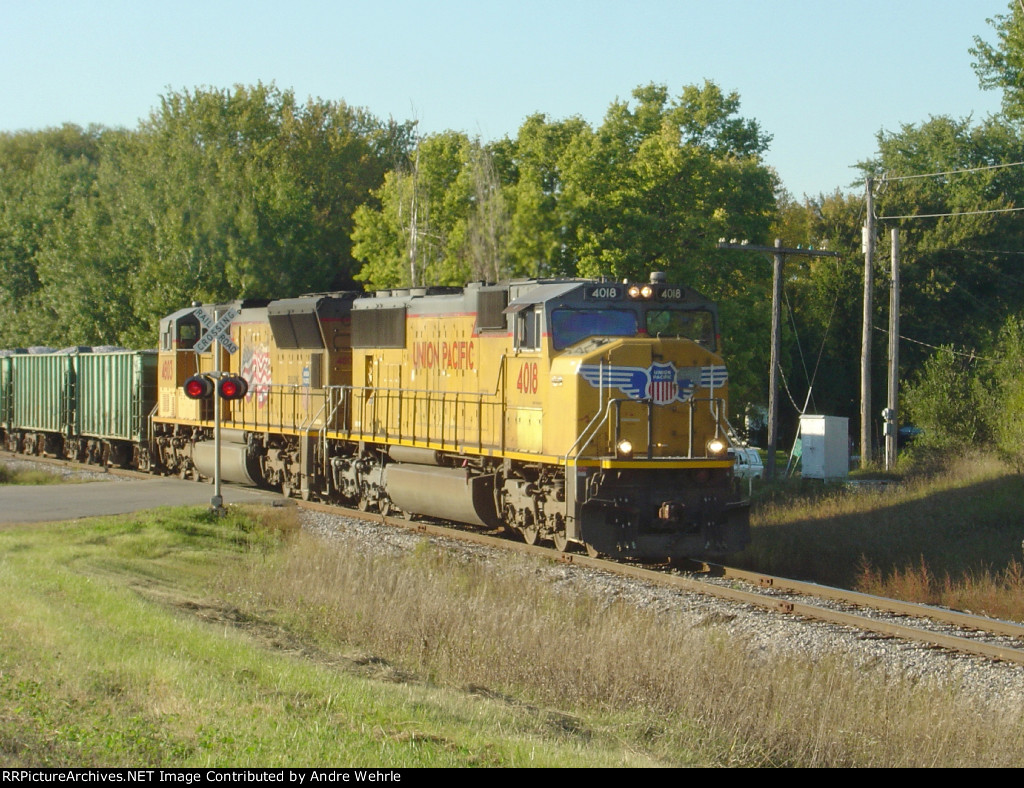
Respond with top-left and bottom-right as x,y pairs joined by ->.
800,415 -> 849,480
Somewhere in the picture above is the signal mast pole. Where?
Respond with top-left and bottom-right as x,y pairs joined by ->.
190,304 -> 240,514
212,338 -> 223,513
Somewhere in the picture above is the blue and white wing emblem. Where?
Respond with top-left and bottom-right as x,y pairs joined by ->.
700,365 -> 728,388
578,364 -> 649,399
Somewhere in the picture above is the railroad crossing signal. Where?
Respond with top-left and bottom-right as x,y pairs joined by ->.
187,306 -> 243,516
192,306 -> 239,354
183,374 -> 215,400
217,375 -> 248,400
182,373 -> 248,400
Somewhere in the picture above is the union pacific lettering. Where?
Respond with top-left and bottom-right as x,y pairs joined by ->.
412,339 -> 475,370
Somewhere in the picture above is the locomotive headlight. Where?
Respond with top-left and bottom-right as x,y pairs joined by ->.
706,438 -> 728,457
628,285 -> 641,298
640,284 -> 654,298
616,439 -> 633,458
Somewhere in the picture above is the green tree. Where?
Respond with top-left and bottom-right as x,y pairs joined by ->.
494,113 -> 591,277
0,125 -> 106,346
972,1 -> 1024,122
988,316 -> 1024,467
902,347 -> 989,449
114,84 -> 414,338
353,131 -> 511,289
564,82 -> 776,287
866,115 -> 1024,372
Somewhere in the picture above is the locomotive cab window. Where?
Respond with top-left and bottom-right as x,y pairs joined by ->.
168,320 -> 199,350
514,306 -> 543,352
550,308 -> 637,350
645,308 -> 715,349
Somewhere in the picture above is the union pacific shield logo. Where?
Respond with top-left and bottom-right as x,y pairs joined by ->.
578,362 -> 726,404
647,363 -> 677,405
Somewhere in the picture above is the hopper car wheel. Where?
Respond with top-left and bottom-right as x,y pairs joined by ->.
179,467 -> 189,481
584,542 -> 601,559
379,499 -> 393,518
357,495 -> 372,512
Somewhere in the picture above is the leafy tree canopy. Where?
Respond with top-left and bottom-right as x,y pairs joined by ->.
0,84 -> 414,347
972,1 -> 1024,122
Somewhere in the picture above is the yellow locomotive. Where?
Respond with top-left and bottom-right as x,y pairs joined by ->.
152,273 -> 749,560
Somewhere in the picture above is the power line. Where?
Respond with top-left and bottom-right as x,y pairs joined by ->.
942,247 -> 1024,257
882,160 -> 1024,183
875,160 -> 1024,220
877,205 -> 1024,220
872,325 -> 996,361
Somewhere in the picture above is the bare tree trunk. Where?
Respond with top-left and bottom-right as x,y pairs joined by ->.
467,146 -> 508,282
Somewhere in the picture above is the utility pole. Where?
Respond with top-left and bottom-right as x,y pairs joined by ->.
861,177 -> 876,467
717,240 -> 840,480
885,228 -> 900,470
768,239 -> 783,481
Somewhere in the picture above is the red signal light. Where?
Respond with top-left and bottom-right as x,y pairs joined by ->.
183,375 -> 214,400
217,375 -> 249,400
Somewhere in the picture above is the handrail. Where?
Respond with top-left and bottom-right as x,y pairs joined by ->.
326,382 -> 506,449
200,375 -> 732,472
319,387 -> 347,485
145,401 -> 160,459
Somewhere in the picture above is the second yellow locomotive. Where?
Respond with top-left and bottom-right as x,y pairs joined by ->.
152,272 -> 749,560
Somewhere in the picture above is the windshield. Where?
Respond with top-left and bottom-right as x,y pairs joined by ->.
550,308 -> 638,350
645,308 -> 715,346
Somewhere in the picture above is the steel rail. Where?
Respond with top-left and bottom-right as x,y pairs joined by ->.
707,563 -> 1024,641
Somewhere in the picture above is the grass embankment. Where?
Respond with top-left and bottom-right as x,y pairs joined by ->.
745,452 -> 1024,621
2,495 -> 1024,767
0,463 -> 69,485
0,507 -> 639,767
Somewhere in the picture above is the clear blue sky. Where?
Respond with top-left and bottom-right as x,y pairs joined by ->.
1,0 -> 1009,198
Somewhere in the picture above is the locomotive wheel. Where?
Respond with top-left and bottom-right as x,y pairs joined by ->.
357,495 -> 372,512
584,542 -> 601,559
520,525 -> 540,546
552,531 -> 570,553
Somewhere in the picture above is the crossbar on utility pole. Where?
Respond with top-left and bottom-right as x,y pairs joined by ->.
717,240 -> 841,480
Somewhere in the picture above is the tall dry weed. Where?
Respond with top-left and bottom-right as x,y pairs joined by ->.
857,557 -> 1024,622
219,530 -> 1024,766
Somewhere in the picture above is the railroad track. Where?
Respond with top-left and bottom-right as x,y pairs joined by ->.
7,450 -> 1024,667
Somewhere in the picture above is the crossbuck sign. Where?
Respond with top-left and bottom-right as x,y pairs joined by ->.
192,306 -> 239,354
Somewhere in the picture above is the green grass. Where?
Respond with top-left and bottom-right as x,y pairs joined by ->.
3,480 -> 1024,766
0,506 -> 655,767
742,453 -> 1024,584
740,452 -> 1024,620
0,464 -> 70,485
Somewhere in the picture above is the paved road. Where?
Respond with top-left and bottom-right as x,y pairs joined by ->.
0,475 -> 283,524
